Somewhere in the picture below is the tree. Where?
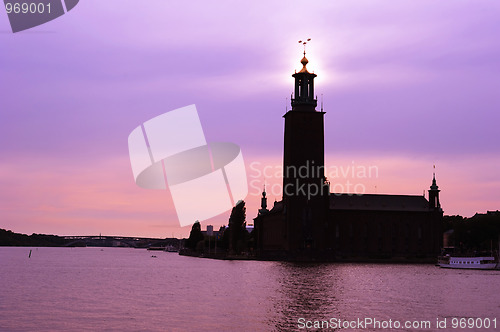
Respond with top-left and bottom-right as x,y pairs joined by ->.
444,212 -> 500,253
186,221 -> 204,250
228,200 -> 247,254
218,225 -> 228,250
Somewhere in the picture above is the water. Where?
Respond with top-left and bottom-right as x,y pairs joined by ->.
1,247 -> 499,331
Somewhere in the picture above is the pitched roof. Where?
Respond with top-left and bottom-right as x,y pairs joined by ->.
269,200 -> 284,213
330,193 -> 430,212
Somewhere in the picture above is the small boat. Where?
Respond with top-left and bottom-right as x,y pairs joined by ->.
438,255 -> 498,270
164,245 -> 179,252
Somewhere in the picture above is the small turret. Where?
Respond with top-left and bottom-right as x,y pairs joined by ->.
428,173 -> 441,210
259,185 -> 269,215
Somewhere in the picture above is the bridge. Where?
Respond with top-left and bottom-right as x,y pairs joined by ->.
62,235 -> 180,248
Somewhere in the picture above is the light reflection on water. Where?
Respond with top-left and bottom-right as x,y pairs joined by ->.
0,247 -> 499,331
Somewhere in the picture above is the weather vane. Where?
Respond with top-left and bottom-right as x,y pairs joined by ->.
298,38 -> 311,55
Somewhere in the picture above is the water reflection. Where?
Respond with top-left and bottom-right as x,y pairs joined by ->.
265,263 -> 500,332
270,263 -> 342,331
2,248 -> 500,331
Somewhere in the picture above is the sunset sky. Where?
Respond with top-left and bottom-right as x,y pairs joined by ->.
1,0 -> 499,238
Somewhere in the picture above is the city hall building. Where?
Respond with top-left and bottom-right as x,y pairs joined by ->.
254,52 -> 442,261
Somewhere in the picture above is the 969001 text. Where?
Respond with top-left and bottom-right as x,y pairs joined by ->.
5,2 -> 51,14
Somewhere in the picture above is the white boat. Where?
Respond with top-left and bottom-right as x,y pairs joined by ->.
164,245 -> 179,252
438,255 -> 498,270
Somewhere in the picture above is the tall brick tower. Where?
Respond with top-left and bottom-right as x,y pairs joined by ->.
282,47 -> 329,254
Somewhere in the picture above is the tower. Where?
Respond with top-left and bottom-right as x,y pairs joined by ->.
428,173 -> 443,255
282,44 -> 329,253
259,185 -> 269,215
428,173 -> 441,210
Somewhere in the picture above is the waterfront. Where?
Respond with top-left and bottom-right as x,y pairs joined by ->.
0,247 -> 499,331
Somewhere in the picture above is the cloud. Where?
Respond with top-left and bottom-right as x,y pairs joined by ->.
1,0 -> 499,237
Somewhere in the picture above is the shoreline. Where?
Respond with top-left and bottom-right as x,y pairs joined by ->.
178,249 -> 437,264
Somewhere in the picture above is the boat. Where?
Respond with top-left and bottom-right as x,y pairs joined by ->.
164,245 -> 179,252
438,255 -> 499,270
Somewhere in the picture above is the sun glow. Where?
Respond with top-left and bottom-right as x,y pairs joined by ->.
279,39 -> 337,91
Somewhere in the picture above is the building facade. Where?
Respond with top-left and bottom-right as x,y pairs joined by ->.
254,52 -> 443,261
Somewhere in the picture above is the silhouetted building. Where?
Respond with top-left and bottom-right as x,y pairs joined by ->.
254,52 -> 443,261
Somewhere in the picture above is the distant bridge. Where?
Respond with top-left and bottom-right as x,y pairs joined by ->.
62,236 -> 180,248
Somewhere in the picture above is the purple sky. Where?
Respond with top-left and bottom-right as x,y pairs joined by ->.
1,1 -> 500,238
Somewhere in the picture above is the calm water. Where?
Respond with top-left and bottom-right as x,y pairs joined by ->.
1,247 -> 499,331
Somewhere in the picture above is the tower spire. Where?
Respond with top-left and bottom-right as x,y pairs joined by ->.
259,183 -> 268,215
297,38 -> 311,74
428,167 -> 440,210
431,165 -> 438,190
298,38 -> 311,54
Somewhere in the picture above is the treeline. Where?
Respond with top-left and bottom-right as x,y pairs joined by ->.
184,200 -> 253,255
443,211 -> 500,252
0,229 -> 67,246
